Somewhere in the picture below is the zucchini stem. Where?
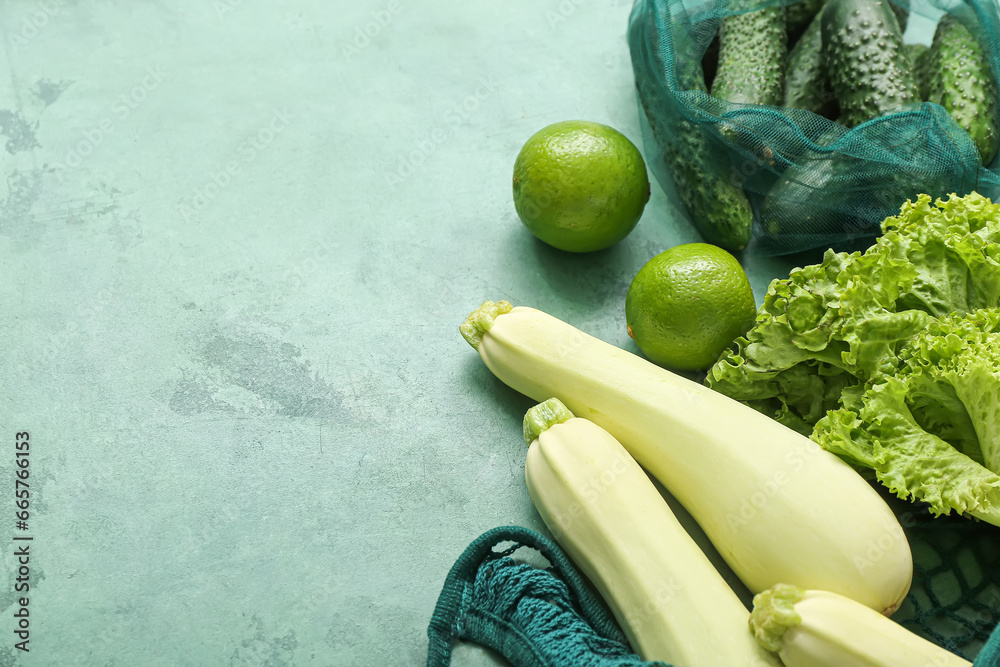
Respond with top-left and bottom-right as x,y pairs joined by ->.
460,300 -> 513,348
523,398 -> 575,445
749,583 -> 806,653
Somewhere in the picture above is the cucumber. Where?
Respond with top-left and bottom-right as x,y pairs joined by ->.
711,6 -> 786,105
784,11 -> 837,117
758,145 -> 863,244
661,127 -> 754,251
904,43 -> 931,100
822,0 -> 918,127
788,0 -> 906,39
925,14 -> 999,164
637,55 -> 753,251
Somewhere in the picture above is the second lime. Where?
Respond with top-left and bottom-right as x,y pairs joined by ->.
626,243 -> 756,371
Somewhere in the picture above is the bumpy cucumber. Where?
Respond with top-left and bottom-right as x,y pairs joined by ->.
787,0 -> 907,39
658,121 -> 754,250
712,6 -> 786,105
637,59 -> 753,251
925,14 -> 999,164
822,0 -> 918,126
784,11 -> 836,117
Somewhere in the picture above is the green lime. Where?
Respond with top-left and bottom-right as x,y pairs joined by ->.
625,243 -> 756,371
512,120 -> 650,253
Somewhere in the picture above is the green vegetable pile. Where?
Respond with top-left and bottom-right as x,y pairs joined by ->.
788,0 -> 998,164
707,191 -> 1000,523
631,0 -> 1000,256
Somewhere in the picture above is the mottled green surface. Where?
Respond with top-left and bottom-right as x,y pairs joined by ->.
822,0 -> 918,127
711,6 -> 786,106
926,13 -> 999,164
783,12 -> 834,116
0,1 -> 791,664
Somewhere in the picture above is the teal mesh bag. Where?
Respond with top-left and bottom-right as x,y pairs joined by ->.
627,0 -> 1000,255
977,623 -> 1000,665
427,526 -> 671,667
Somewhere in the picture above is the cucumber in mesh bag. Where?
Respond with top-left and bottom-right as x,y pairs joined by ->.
760,0 -> 918,244
905,43 -> 931,100
925,13 -> 999,164
782,0 -> 914,120
711,6 -> 786,105
658,4 -> 786,250
638,59 -> 754,251
786,0 -> 825,44
823,0 -> 918,127
783,10 -> 836,117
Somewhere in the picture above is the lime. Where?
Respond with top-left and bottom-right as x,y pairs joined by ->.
625,243 -> 756,371
512,120 -> 650,253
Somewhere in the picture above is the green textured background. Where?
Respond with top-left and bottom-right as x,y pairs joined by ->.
0,0 -> 936,664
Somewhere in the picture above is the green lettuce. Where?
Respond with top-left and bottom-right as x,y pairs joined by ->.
813,309 -> 1000,524
707,192 -> 1000,434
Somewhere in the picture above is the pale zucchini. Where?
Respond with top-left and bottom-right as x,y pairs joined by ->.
462,300 -> 912,614
750,584 -> 971,666
523,398 -> 780,666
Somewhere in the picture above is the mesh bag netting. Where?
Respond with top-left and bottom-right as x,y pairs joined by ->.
869,484 -> 1000,660
627,0 -> 1000,256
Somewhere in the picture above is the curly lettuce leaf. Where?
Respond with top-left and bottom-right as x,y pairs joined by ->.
891,308 -> 1000,472
812,309 -> 1000,526
886,194 -> 1000,316
707,192 -> 1000,431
